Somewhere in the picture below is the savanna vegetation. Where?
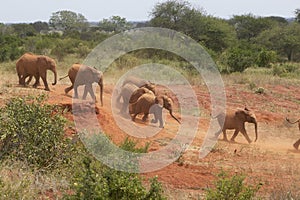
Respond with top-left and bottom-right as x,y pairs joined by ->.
0,0 -> 300,199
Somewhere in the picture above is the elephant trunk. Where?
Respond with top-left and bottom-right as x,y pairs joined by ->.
52,69 -> 57,85
169,110 -> 181,124
254,121 -> 258,142
99,80 -> 103,106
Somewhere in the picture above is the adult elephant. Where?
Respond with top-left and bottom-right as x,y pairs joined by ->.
16,53 -> 57,91
60,64 -> 103,106
129,92 -> 180,128
214,107 -> 258,143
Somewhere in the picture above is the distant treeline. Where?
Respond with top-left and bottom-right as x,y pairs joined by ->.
1,1 -> 300,73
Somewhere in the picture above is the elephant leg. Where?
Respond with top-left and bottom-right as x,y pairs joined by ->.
20,73 -> 28,86
73,85 -> 79,98
33,74 -> 40,88
82,85 -> 88,100
83,84 -> 95,101
132,113 -> 138,121
26,75 -> 36,85
151,105 -> 164,128
222,130 -> 229,141
40,73 -> 49,91
142,113 -> 149,121
18,74 -> 22,85
234,128 -> 252,143
293,139 -> 300,150
65,85 -> 73,94
88,85 -> 96,101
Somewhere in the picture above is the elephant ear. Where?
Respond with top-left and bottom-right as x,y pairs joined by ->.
235,109 -> 247,121
162,96 -> 173,110
37,56 -> 47,65
155,96 -> 164,106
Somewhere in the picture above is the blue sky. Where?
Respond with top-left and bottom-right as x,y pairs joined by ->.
1,0 -> 299,23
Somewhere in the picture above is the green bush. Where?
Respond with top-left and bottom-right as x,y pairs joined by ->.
205,171 -> 261,200
221,46 -> 256,73
65,138 -> 165,200
256,49 -> 277,67
0,95 -> 72,170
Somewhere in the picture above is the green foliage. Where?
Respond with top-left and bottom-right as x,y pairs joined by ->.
0,34 -> 24,62
221,45 -> 257,72
205,171 -> 261,200
257,22 -> 300,61
49,10 -> 88,32
295,8 -> 300,23
99,16 -> 133,32
229,14 -> 275,41
119,137 -> 149,153
256,49 -> 277,67
272,63 -> 300,77
65,138 -> 165,200
0,95 -> 72,170
0,175 -> 38,200
150,0 -> 237,53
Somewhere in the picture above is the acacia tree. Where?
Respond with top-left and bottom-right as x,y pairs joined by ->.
98,16 -> 132,32
149,0 -> 237,53
49,10 -> 88,32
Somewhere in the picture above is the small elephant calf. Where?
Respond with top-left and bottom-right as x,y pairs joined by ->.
214,107 -> 258,143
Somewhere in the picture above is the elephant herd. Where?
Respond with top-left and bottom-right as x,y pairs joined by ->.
116,76 -> 181,128
16,53 -> 103,106
15,53 -> 300,149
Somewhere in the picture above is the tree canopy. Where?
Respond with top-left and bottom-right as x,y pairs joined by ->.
49,10 -> 88,32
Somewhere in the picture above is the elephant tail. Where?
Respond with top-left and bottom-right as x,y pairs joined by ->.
59,74 -> 68,81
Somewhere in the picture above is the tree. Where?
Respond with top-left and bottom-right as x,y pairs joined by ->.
98,16 -> 132,32
150,0 -> 193,30
257,22 -> 300,61
295,9 -> 300,23
229,14 -> 275,41
30,21 -> 49,33
149,0 -> 237,53
49,10 -> 88,32
11,23 -> 37,37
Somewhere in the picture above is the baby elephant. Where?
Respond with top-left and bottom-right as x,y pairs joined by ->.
60,64 -> 103,106
129,92 -> 180,128
214,107 -> 258,143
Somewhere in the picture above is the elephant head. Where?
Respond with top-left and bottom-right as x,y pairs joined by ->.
235,108 -> 258,142
37,56 -> 57,86
155,95 -> 181,124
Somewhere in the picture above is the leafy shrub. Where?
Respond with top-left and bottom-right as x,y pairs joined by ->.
256,49 -> 277,67
0,95 -> 72,170
0,34 -> 24,62
205,171 -> 261,200
272,63 -> 299,77
221,46 -> 256,73
65,138 -> 165,200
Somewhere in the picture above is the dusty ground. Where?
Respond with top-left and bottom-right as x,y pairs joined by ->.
1,78 -> 300,199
